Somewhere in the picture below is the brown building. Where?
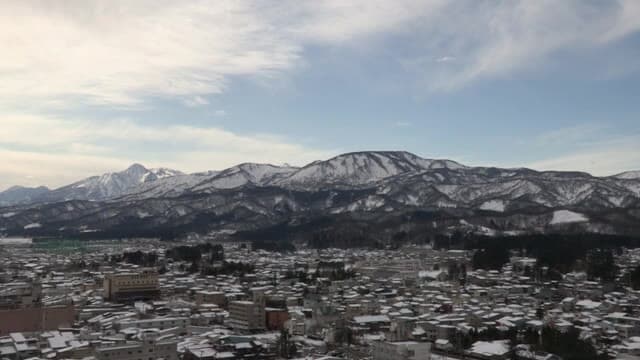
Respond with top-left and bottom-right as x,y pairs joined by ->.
0,304 -> 75,335
194,290 -> 226,307
103,269 -> 160,302
266,308 -> 289,330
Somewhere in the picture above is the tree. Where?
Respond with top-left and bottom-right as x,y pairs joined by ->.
277,329 -> 297,359
625,264 -> 640,289
472,245 -> 509,270
586,249 -> 618,283
538,326 -> 607,360
187,260 -> 199,274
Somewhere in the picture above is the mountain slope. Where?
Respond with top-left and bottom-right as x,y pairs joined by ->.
275,151 -> 465,189
36,164 -> 184,203
1,151 -> 639,239
614,170 -> 640,180
0,186 -> 50,206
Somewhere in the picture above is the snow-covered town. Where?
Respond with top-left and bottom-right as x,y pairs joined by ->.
3,237 -> 640,360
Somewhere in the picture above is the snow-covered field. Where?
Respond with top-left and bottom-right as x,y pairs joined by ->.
550,210 -> 588,224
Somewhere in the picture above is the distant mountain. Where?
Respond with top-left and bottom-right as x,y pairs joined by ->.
191,163 -> 299,192
0,186 -> 50,206
274,151 -> 465,189
614,170 -> 640,180
1,151 -> 639,239
0,164 -> 184,205
40,164 -> 185,202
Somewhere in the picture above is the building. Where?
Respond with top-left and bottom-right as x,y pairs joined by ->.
227,300 -> 265,332
0,304 -> 76,335
372,341 -> 431,360
0,281 -> 42,308
103,269 -> 160,302
95,333 -> 178,360
266,307 -> 289,330
194,290 -> 226,307
0,281 -> 74,335
117,317 -> 190,333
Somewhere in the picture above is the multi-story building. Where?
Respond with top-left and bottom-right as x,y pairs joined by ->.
95,333 -> 178,360
117,317 -> 190,333
103,269 -> 160,302
227,300 -> 265,332
194,290 -> 226,307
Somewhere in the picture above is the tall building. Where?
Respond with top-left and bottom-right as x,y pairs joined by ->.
103,269 -> 160,302
227,300 -> 265,332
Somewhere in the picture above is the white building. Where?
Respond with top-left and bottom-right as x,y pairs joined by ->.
372,341 -> 431,360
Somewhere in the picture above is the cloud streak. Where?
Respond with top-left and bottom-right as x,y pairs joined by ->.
0,113 -> 336,190
526,125 -> 640,176
2,0 -> 639,108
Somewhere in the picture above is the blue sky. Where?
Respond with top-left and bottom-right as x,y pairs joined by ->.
1,0 -> 640,190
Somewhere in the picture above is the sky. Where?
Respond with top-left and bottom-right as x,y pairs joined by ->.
1,0 -> 640,191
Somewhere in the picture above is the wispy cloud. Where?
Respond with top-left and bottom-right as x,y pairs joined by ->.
526,125 -> 640,175
0,113 -> 335,190
183,96 -> 210,108
2,0 -> 639,108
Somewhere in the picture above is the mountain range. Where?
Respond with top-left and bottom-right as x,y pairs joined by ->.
1,151 -> 640,240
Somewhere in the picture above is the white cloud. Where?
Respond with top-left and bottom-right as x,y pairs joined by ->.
183,96 -> 210,108
1,0 -> 638,107
397,0 -> 640,91
0,148 -> 131,191
526,130 -> 640,176
0,113 -> 335,190
1,1 -> 639,189
534,124 -> 606,147
527,146 -> 640,176
0,1 -> 301,107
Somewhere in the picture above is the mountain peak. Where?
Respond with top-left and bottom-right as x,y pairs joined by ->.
125,163 -> 148,173
279,151 -> 466,188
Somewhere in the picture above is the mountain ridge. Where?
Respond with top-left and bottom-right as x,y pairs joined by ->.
1,151 -> 639,239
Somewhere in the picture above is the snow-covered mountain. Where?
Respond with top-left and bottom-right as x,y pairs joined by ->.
191,163 -> 299,192
1,151 -> 639,238
275,151 -> 465,189
23,164 -> 185,204
614,171 -> 640,180
0,186 -> 50,206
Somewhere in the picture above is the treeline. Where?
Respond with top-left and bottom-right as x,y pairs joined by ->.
166,243 -> 224,263
200,261 -> 255,276
121,251 -> 158,267
530,327 -> 608,360
308,228 -> 383,249
458,233 -> 638,274
252,239 -> 295,252
449,326 -> 606,360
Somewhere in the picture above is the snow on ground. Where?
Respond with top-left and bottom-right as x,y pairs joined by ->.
1,212 -> 16,218
24,223 -> 41,229
470,340 -> 510,356
0,237 -> 32,245
550,210 -> 588,225
479,199 -> 505,212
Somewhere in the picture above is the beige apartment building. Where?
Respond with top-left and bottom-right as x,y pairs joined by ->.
227,300 -> 265,332
103,269 -> 160,302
